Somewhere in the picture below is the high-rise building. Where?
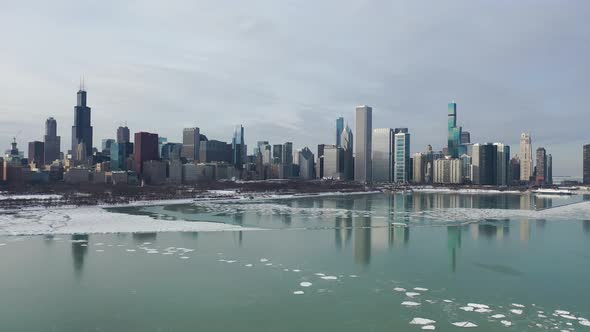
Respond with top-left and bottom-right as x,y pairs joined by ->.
460,154 -> 472,183
232,125 -> 245,170
412,152 -> 426,184
354,105 -> 372,183
371,128 -> 393,182
71,86 -> 93,160
584,144 -> 590,184
340,124 -> 354,180
434,158 -> 462,184
323,144 -> 342,179
134,132 -> 159,175
494,143 -> 510,186
547,154 -> 553,185
336,117 -> 344,147
117,126 -> 130,143
110,142 -> 133,171
182,127 -> 200,162
519,133 -> 533,182
394,128 -> 410,183
28,141 -> 45,166
447,102 -> 462,158
44,117 -> 60,164
272,144 -> 283,164
281,142 -> 293,178
461,131 -> 471,144
101,139 -> 116,156
510,156 -> 521,185
161,143 -> 182,161
158,137 -> 167,158
316,144 -> 325,179
199,140 -> 232,163
298,147 -> 315,180
536,147 -> 547,186
471,143 -> 497,185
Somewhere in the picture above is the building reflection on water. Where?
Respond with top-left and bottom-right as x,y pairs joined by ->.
71,234 -> 89,277
583,220 -> 590,233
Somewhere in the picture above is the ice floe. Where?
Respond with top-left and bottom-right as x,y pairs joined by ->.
300,282 -> 312,288
245,264 -> 253,267
511,303 -> 525,308
500,320 -> 512,327
490,314 -> 505,319
409,318 -> 436,325
421,325 -> 435,330
320,276 -> 337,280
460,306 -> 475,312
414,287 -> 429,292
401,301 -> 421,307
293,291 -> 304,295
452,321 -> 478,328
579,320 -> 590,326
510,309 -> 523,315
393,287 -> 406,292
405,292 -> 420,298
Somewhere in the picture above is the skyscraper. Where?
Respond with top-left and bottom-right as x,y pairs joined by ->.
117,126 -> 130,143
323,144 -> 342,179
371,128 -> 393,182
272,144 -> 283,164
494,143 -> 510,186
336,117 -> 344,147
182,128 -> 200,162
461,131 -> 471,144
510,156 -> 521,185
394,128 -> 410,183
71,86 -> 93,160
281,142 -> 293,178
340,124 -> 354,180
536,147 -> 547,186
546,154 -> 553,185
354,105 -> 372,183
447,102 -> 462,158
134,132 -> 159,175
584,144 -> 590,185
28,141 -> 45,166
519,133 -> 533,182
44,117 -> 60,163
232,125 -> 245,170
298,147 -> 315,180
471,143 -> 497,185
317,144 -> 325,179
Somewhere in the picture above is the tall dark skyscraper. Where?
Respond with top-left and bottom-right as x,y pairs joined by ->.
71,86 -> 93,160
584,144 -> 590,185
460,131 -> 471,144
134,132 -> 159,175
28,141 -> 45,165
44,117 -> 60,163
536,147 -> 547,186
232,125 -> 245,170
117,126 -> 130,143
182,127 -> 200,162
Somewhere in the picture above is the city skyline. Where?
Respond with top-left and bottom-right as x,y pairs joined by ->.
1,1 -> 589,177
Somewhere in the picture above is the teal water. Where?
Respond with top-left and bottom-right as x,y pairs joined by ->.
1,192 -> 589,331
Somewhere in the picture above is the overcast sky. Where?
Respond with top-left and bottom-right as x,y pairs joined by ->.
0,1 -> 588,177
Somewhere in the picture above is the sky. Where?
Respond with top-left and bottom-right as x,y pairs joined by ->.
0,0 -> 588,177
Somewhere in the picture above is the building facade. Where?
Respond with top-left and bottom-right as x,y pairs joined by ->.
354,105 -> 372,183
371,128 -> 393,182
28,141 -> 45,166
44,117 -> 60,164
134,132 -> 159,175
519,133 -> 533,182
298,147 -> 314,180
584,144 -> 590,184
434,158 -> 462,184
494,143 -> 510,186
394,128 -> 410,183
182,127 -> 200,162
340,125 -> 354,180
447,102 -> 462,158
71,88 -> 93,160
336,117 -> 344,147
117,126 -> 130,143
536,147 -> 547,186
323,144 -> 342,179
232,125 -> 246,170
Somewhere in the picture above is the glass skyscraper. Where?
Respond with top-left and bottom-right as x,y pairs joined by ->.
371,128 -> 393,182
394,128 -> 410,183
354,105 -> 372,183
232,125 -> 245,170
447,102 -> 462,158
336,117 -> 344,147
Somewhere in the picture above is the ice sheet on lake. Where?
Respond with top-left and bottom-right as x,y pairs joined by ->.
409,318 -> 436,325
0,206 -> 260,236
401,301 -> 421,307
452,322 -> 478,328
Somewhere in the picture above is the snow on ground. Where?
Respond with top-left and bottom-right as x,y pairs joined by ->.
0,194 -> 62,201
0,206 -> 261,236
412,187 -> 523,195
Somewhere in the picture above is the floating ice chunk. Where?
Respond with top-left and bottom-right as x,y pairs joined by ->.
393,287 -> 406,292
226,260 -> 236,264
555,310 -> 570,315
538,314 -> 547,318
414,287 -> 429,292
292,269 -> 301,272
510,309 -> 523,315
96,249 -> 104,252
409,318 -> 436,325
162,252 -> 173,255
426,300 -> 436,304
452,322 -> 478,328
405,292 -> 420,298
422,325 -> 435,330
443,300 -> 453,303
511,303 -> 525,308
475,308 -> 492,313
80,244 -> 88,247
349,275 -> 358,278
147,251 -> 159,254
561,315 -> 577,320
579,320 -> 590,326
300,282 -> 312,287
315,273 -> 326,276
491,314 -> 505,319
126,249 -> 136,252
117,244 -> 125,247
259,258 -> 269,262
401,301 -> 421,307
179,256 -> 189,259
460,306 -> 475,312
500,320 -> 512,327
283,269 -> 289,272
293,291 -> 304,295
265,263 -> 273,266
70,239 -> 88,243
143,242 -> 151,245
468,303 -> 489,309
219,259 -> 227,262
321,276 -> 338,280
0,243 -> 5,246
245,264 -> 253,267
95,243 -> 104,246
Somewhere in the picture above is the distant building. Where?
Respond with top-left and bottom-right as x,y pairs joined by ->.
519,133 -> 533,182
101,139 -> 116,156
117,126 -> 130,143
183,163 -> 199,183
64,167 -> 91,184
71,86 -> 93,161
316,144 -> 325,179
412,153 -> 426,184
434,158 -> 462,184
323,145 -> 342,179
510,156 -> 521,184
200,140 -> 232,163
372,128 -> 393,182
447,102 -> 462,158
161,142 -> 183,161
340,124 -> 354,180
182,127 -> 200,162
336,117 -> 344,147
354,105 -> 372,183
28,141 -> 45,166
232,125 -> 246,170
394,128 -> 410,183
536,147 -> 547,186
110,142 -> 133,171
547,154 -> 553,185
461,131 -> 471,144
584,144 -> 590,184
494,143 -> 510,186
471,143 -> 497,185
167,160 -> 182,184
298,147 -> 315,180
133,132 -> 159,175
44,117 -> 61,164
142,160 -> 167,185
460,154 -> 472,183
272,144 -> 283,164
